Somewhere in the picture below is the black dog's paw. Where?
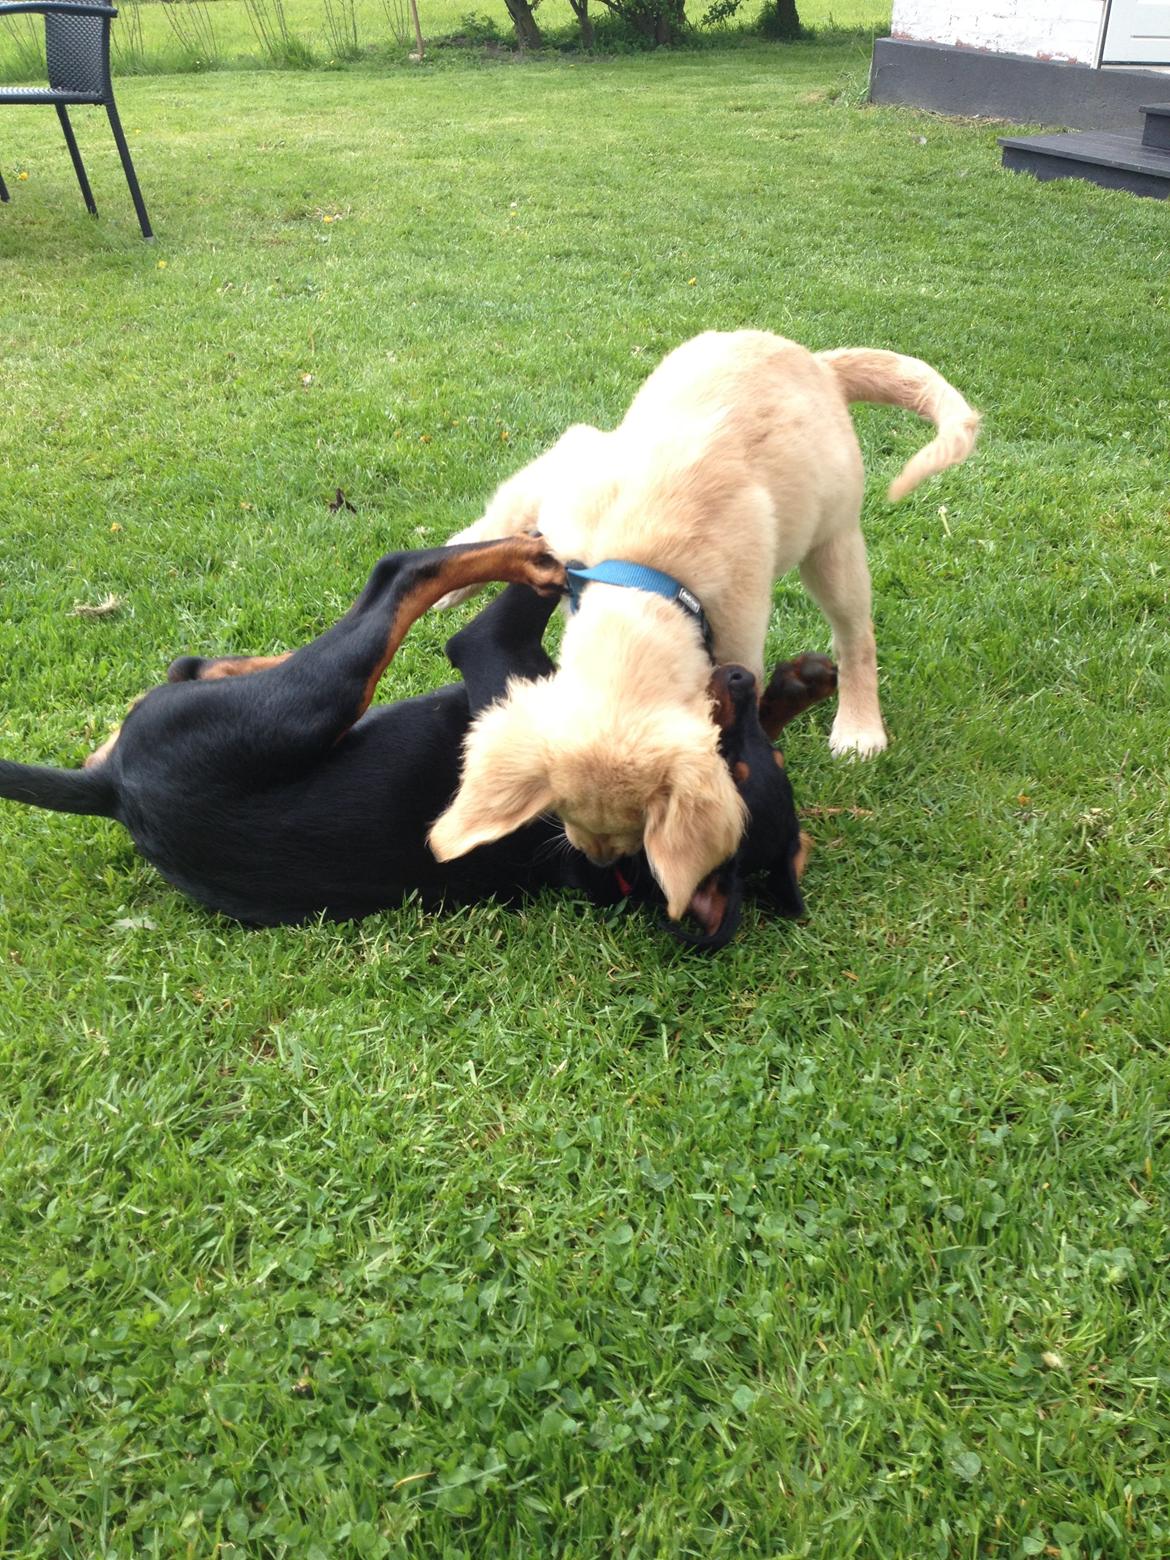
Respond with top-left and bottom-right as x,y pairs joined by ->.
787,652 -> 838,700
759,653 -> 838,739
167,655 -> 207,683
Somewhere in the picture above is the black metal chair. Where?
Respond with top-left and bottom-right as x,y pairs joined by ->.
0,0 -> 152,237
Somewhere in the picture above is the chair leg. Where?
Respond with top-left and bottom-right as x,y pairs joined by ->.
56,104 -> 99,217
0,168 -> 9,202
104,99 -> 153,240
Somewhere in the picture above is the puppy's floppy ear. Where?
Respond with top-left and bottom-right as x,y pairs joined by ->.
428,685 -> 554,861
643,750 -> 747,922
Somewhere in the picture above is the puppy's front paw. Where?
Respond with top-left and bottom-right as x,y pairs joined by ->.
433,584 -> 480,612
829,718 -> 888,759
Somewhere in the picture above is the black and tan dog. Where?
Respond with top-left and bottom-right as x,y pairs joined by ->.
0,535 -> 836,949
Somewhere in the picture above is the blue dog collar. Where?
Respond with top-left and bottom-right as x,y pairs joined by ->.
564,558 -> 714,656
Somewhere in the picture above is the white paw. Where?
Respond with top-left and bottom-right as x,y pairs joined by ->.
444,523 -> 486,548
432,584 -> 480,612
829,719 -> 888,759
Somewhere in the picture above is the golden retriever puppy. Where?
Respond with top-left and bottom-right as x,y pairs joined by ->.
428,330 -> 979,918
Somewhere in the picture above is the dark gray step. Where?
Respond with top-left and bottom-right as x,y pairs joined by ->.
1140,102 -> 1170,151
1000,130 -> 1170,200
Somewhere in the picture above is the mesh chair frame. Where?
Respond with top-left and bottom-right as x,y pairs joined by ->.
0,0 -> 152,237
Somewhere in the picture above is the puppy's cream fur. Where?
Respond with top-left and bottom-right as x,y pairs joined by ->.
428,330 -> 979,914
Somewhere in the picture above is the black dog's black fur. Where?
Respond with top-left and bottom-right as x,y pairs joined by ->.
0,537 -> 836,949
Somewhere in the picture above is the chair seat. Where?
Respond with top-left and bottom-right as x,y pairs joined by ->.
0,86 -> 103,103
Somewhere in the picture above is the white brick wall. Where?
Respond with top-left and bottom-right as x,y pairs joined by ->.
890,0 -> 1106,64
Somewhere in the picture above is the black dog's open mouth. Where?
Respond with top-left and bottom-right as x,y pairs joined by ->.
660,866 -> 744,952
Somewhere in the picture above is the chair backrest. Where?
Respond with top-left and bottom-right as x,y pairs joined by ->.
45,3 -> 111,97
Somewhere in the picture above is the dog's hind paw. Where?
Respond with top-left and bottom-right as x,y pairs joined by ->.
829,718 -> 888,760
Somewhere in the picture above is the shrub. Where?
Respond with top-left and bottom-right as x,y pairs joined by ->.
593,0 -> 688,46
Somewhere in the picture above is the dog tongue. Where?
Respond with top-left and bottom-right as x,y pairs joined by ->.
686,876 -> 728,937
614,866 -> 635,897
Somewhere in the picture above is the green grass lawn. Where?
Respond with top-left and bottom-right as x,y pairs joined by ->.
1,34 -> 1168,1560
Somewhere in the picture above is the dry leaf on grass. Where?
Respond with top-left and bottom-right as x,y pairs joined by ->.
69,594 -> 123,619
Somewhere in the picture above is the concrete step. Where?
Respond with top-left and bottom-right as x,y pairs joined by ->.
999,130 -> 1170,200
1140,102 -> 1170,151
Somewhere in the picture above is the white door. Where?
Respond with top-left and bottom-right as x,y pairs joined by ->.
1102,0 -> 1170,64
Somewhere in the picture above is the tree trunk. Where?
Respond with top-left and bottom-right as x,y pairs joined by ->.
630,5 -> 676,43
773,0 -> 801,38
503,0 -> 543,48
657,0 -> 685,44
568,0 -> 595,48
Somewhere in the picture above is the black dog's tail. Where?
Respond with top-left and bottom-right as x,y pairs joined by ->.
0,758 -> 118,818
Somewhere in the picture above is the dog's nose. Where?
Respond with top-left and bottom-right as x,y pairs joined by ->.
715,664 -> 757,705
587,848 -> 621,867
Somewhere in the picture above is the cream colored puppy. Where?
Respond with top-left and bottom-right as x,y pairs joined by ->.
428,330 -> 979,919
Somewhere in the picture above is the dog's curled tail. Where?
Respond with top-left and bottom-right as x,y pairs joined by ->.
0,758 -> 118,818
817,347 -> 981,502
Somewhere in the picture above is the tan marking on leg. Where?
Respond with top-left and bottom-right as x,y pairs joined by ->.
793,830 -> 813,881
357,536 -> 566,718
197,653 -> 292,681
85,727 -> 122,769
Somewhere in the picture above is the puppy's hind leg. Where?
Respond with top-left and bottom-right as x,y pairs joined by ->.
799,528 -> 888,758
277,535 -> 566,750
